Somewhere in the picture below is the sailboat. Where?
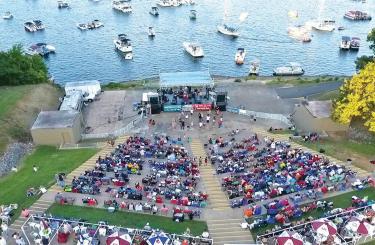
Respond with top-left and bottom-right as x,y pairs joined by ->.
306,0 -> 335,32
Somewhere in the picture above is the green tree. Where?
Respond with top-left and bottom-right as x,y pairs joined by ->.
355,28 -> 375,70
0,44 -> 48,86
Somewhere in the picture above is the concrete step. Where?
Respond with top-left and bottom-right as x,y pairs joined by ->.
207,218 -> 242,224
210,234 -> 252,242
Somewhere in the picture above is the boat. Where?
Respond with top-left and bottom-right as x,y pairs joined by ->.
249,60 -> 260,76
156,0 -> 173,7
189,10 -> 197,20
311,20 -> 335,32
26,43 -> 55,56
57,1 -> 70,8
234,48 -> 246,65
112,0 -> 132,13
340,36 -> 351,50
350,37 -> 360,50
114,34 -> 132,53
344,11 -> 371,21
33,20 -> 45,30
149,6 -> 159,16
217,24 -> 239,37
24,22 -> 37,32
288,26 -> 312,42
172,0 -> 181,7
273,62 -> 304,76
2,11 -> 13,19
148,27 -> 155,37
77,20 -> 103,30
338,26 -> 345,31
183,42 -> 204,58
124,52 -> 133,60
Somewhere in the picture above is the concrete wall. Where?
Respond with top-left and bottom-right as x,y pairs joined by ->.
292,106 -> 348,133
31,115 -> 82,145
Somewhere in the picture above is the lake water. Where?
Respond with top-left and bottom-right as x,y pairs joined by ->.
0,0 -> 374,83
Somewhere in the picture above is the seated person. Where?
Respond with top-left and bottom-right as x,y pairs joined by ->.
21,208 -> 30,218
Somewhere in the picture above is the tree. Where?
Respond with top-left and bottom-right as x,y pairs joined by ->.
355,28 -> 375,70
333,62 -> 375,132
0,44 -> 48,86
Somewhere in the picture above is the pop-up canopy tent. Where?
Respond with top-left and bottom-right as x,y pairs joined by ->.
159,70 -> 214,88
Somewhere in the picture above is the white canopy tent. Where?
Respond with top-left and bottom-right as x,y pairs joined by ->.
159,70 -> 214,88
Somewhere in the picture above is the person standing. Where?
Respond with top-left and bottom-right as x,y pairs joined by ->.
206,114 -> 210,124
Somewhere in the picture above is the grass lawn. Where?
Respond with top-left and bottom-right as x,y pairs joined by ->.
293,138 -> 375,171
47,204 -> 207,236
0,86 -> 30,118
0,146 -> 97,219
251,187 -> 375,238
308,90 -> 340,101
266,76 -> 345,86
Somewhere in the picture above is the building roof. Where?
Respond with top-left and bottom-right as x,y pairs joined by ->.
159,70 -> 214,88
31,111 -> 80,130
59,91 -> 83,111
305,100 -> 332,118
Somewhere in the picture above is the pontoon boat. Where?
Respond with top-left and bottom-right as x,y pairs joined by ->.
350,37 -> 360,50
235,48 -> 246,65
344,11 -> 371,20
183,42 -> 204,58
148,27 -> 155,37
288,26 -> 312,42
156,0 -> 173,7
114,34 -> 133,53
33,20 -> 45,30
24,22 -> 37,32
311,20 -> 335,32
189,10 -> 197,20
112,0 -> 132,13
26,43 -> 55,56
57,1 -> 70,8
273,62 -> 304,76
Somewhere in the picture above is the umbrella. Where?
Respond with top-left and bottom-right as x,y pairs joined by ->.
345,217 -> 374,235
106,232 -> 132,245
277,231 -> 304,245
147,232 -> 170,245
312,219 -> 337,237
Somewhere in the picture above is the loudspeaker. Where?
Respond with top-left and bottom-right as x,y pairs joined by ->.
216,94 -> 226,103
151,104 -> 161,114
149,96 -> 159,105
217,105 -> 226,111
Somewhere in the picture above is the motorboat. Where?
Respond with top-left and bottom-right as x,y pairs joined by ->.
172,0 -> 182,7
350,37 -> 360,50
288,26 -> 312,42
112,0 -> 132,13
77,20 -> 103,30
249,60 -> 260,76
114,34 -> 133,53
148,27 -> 155,37
190,10 -> 197,20
311,20 -> 335,32
149,6 -> 159,16
2,11 -> 13,19
340,36 -> 351,50
26,43 -> 55,56
24,22 -> 37,32
57,1 -> 70,8
124,52 -> 133,60
344,11 -> 371,21
217,24 -> 239,37
338,26 -> 345,31
273,62 -> 304,76
156,0 -> 173,7
33,20 -> 45,30
235,48 -> 246,65
183,42 -> 204,58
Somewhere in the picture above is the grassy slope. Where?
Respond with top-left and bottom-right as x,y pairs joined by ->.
266,76 -> 345,86
48,204 -> 207,236
252,187 -> 375,237
0,146 -> 97,218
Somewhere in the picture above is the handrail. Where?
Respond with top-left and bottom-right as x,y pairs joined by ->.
21,215 -> 32,245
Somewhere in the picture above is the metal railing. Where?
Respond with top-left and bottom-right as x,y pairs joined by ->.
227,106 -> 293,127
59,142 -> 105,150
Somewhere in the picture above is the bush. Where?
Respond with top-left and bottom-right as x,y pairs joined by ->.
0,45 -> 49,86
234,78 -> 242,83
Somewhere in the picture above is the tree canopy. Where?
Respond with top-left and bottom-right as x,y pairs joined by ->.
0,44 -> 48,86
333,62 -> 375,132
355,28 -> 375,70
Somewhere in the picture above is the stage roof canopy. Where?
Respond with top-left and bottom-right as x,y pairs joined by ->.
159,70 -> 214,88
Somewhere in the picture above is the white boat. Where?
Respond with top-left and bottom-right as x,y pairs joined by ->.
125,52 -> 133,60
344,11 -> 371,21
2,11 -> 13,19
249,60 -> 260,76
340,36 -> 351,50
287,26 -> 312,42
183,42 -> 204,58
24,22 -> 37,32
33,20 -> 45,30
156,0 -> 173,7
235,48 -> 246,65
114,34 -> 133,53
189,10 -> 197,20
148,27 -> 155,37
149,6 -> 159,16
57,1 -> 70,8
112,0 -> 132,13
273,62 -> 304,76
311,20 -> 335,32
217,24 -> 239,37
350,37 -> 360,50
77,20 -> 103,30
26,43 -> 56,56
77,23 -> 88,30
